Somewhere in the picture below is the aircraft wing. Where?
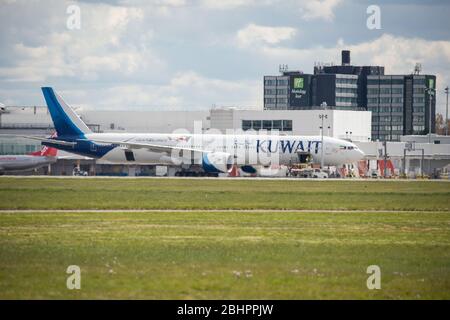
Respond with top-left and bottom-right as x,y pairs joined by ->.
18,135 -> 77,147
91,139 -> 210,155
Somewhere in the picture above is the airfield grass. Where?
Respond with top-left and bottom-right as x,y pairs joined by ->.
0,178 -> 449,299
0,210 -> 449,299
0,177 -> 449,211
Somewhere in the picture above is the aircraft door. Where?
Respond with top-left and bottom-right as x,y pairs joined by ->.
125,150 -> 135,161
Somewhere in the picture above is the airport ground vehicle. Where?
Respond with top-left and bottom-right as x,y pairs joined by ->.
288,167 -> 328,178
72,167 -> 88,176
311,169 -> 329,178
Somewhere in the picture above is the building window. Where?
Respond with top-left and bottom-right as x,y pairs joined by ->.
242,120 -> 252,131
263,120 -> 272,130
252,120 -> 262,130
414,116 -> 424,123
336,87 -> 357,94
282,120 -> 292,131
391,79 -> 404,85
242,120 -> 291,131
336,97 -> 357,104
273,120 -> 282,130
336,77 -> 357,85
379,79 -> 392,85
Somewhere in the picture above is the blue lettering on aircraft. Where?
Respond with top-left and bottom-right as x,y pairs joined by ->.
280,140 -> 294,153
256,139 -> 321,154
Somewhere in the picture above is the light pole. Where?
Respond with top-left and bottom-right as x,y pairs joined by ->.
445,86 -> 449,136
426,87 -> 435,143
425,87 -> 436,176
319,114 -> 328,169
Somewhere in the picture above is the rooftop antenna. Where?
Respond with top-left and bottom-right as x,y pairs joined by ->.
414,63 -> 422,75
279,64 -> 289,74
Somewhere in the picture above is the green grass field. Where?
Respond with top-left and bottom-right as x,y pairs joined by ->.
0,178 -> 449,299
0,178 -> 449,211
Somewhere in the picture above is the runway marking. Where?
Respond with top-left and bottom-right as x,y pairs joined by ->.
0,209 -> 447,213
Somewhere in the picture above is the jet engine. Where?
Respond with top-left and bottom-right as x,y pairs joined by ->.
202,152 -> 233,173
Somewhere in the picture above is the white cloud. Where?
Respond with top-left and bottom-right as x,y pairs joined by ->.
1,0 -> 449,115
119,0 -> 187,6
62,71 -> 262,110
236,24 -> 296,47
0,3 -> 164,82
200,0 -> 263,10
200,0 -> 343,21
299,0 -> 343,21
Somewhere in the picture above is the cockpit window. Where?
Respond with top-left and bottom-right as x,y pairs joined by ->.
340,145 -> 356,150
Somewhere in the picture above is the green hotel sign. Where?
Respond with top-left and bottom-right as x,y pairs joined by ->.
293,77 -> 304,89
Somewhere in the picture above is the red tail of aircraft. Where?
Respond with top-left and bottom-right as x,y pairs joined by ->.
29,133 -> 58,157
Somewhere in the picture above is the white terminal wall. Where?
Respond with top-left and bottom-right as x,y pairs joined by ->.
0,107 -> 210,134
2,107 -> 371,141
210,109 -> 372,142
81,111 -> 210,133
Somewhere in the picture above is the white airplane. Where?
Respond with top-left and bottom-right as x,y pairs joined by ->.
23,87 -> 365,174
0,142 -> 57,175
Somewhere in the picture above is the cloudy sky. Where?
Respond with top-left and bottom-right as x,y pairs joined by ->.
0,0 -> 449,114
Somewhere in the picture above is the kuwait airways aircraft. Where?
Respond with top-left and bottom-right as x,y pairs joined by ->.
24,87 -> 365,174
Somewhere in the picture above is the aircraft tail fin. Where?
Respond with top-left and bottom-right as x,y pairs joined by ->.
29,132 -> 58,157
41,87 -> 92,137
